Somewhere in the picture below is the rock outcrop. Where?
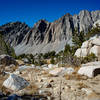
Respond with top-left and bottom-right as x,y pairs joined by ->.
0,22 -> 30,47
0,10 -> 100,55
75,35 -> 100,58
93,20 -> 100,27
3,74 -> 29,91
78,61 -> 100,77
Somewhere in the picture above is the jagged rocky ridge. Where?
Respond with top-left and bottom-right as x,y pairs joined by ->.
0,22 -> 30,47
0,10 -> 100,55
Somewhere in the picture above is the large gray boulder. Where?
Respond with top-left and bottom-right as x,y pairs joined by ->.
78,61 -> 100,77
3,74 -> 29,91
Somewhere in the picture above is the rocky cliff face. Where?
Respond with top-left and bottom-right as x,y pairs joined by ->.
0,22 -> 30,47
0,10 -> 100,55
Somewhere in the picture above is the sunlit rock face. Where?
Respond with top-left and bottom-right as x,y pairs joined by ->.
3,74 -> 29,91
78,61 -> 100,77
93,20 -> 100,27
75,35 -> 100,58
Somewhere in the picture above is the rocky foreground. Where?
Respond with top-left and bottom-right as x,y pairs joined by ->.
0,55 -> 100,100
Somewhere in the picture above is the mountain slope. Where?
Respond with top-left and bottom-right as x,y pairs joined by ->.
0,22 -> 30,47
0,10 -> 100,55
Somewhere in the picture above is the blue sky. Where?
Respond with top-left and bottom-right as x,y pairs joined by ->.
0,0 -> 100,27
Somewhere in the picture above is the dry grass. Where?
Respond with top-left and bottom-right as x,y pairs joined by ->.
76,82 -> 88,89
6,65 -> 18,72
47,74 -> 56,77
65,75 -> 71,80
65,73 -> 88,80
64,66 -> 88,80
64,74 -> 80,80
87,92 -> 100,99
1,86 -> 13,95
25,64 -> 32,66
0,77 -> 7,90
41,71 -> 49,76
58,64 -> 66,67
16,60 -> 24,65
63,64 -> 75,68
20,68 -> 42,83
24,83 -> 39,95
45,59 -> 51,64
74,66 -> 80,72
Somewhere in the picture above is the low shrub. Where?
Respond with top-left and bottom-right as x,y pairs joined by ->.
81,53 -> 98,64
43,51 -> 56,59
50,57 -> 55,64
87,24 -> 100,39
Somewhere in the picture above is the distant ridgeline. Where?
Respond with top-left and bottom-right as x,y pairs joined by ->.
0,10 -> 100,55
0,32 -> 16,57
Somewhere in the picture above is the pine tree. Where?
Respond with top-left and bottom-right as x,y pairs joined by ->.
72,28 -> 86,48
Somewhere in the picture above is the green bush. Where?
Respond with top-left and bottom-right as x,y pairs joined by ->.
72,25 -> 100,49
50,57 -> 55,64
72,28 -> 86,49
6,43 -> 16,58
57,45 -> 98,67
81,53 -> 98,64
34,60 -> 45,66
29,54 -> 34,59
43,51 -> 56,59
0,33 -> 16,58
17,54 -> 26,59
64,44 -> 71,54
87,24 -> 100,38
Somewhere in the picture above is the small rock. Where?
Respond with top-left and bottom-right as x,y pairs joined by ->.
22,58 -> 29,63
81,88 -> 93,95
66,67 -> 74,74
46,84 -> 52,88
50,79 -> 54,83
49,67 -> 66,76
18,65 -> 35,72
48,64 -> 54,69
